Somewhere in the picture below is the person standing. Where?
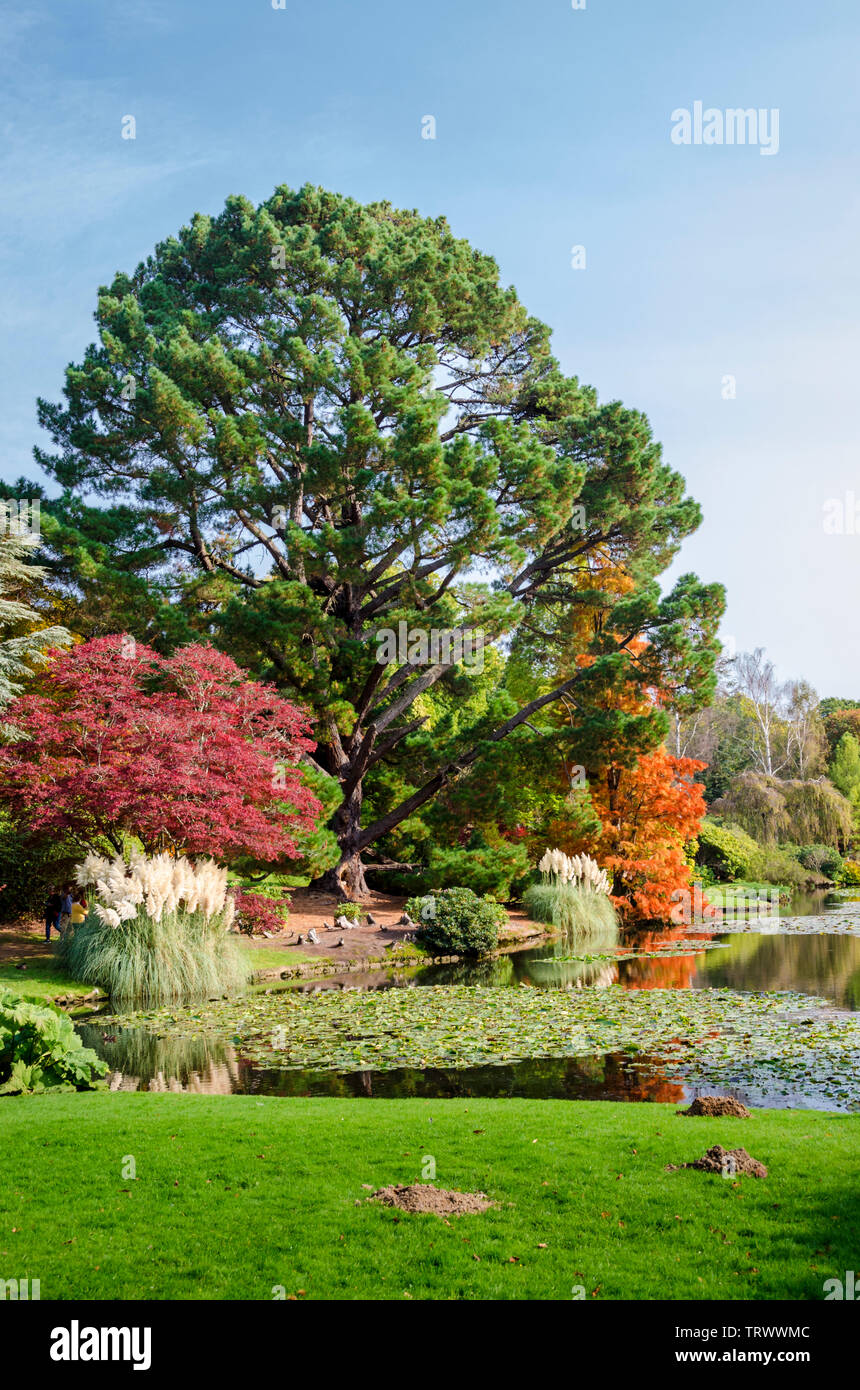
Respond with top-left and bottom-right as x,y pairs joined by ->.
45,886 -> 62,942
70,892 -> 88,926
58,884 -> 73,934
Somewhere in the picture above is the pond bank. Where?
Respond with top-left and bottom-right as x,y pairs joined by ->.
240,887 -> 551,981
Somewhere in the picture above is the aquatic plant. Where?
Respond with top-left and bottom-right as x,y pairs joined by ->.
100,984 -> 860,1109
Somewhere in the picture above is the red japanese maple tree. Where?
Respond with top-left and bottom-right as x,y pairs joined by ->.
0,636 -> 322,862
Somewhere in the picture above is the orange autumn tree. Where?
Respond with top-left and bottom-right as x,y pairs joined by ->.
590,745 -> 707,919
541,616 -> 711,919
506,539 -> 721,919
546,743 -> 708,921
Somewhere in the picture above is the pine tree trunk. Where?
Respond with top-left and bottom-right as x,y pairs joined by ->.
319,851 -> 370,901
316,781 -> 370,901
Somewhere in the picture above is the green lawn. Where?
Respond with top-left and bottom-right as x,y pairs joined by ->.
0,948 -> 97,1003
0,938 -> 314,1001
2,1094 -> 855,1301
241,945 -> 316,971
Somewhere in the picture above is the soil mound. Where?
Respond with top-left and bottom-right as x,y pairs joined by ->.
368,1183 -> 498,1216
667,1144 -> 767,1178
678,1096 -> 751,1118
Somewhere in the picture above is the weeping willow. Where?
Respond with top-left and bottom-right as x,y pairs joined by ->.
713,773 -> 853,849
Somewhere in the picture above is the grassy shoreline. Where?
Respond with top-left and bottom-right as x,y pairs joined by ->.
0,939 -> 318,1005
3,1093 -> 856,1301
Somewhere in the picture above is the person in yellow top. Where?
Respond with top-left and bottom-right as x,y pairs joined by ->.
70,894 -> 89,926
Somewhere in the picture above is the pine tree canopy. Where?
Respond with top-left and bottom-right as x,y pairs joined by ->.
33,184 -> 724,894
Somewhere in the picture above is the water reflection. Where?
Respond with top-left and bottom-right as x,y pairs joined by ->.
77,1024 -> 243,1093
694,932 -> 860,1010
415,895 -> 860,1007
77,1021 -> 841,1111
75,891 -> 860,1108
78,1021 -> 687,1104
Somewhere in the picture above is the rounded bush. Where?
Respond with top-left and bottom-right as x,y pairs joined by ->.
695,819 -> 762,882
336,902 -> 364,923
794,843 -> 844,879
405,886 -> 506,957
232,888 -> 290,936
840,859 -> 860,887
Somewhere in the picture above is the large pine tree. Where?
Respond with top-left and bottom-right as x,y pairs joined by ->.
33,184 -> 724,895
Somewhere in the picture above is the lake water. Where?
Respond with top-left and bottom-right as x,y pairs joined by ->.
78,890 -> 860,1108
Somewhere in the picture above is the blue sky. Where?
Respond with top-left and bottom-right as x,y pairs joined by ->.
2,0 -> 859,692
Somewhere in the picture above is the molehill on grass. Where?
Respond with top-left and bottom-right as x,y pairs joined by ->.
666,1145 -> 768,1178
678,1096 -> 751,1118
367,1184 -> 499,1216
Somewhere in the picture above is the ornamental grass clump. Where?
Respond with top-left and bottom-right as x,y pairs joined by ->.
59,852 -> 248,1005
524,848 -> 618,937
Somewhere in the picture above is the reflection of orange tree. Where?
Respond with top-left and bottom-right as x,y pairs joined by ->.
563,1053 -> 685,1104
619,923 -> 717,991
621,952 -> 699,991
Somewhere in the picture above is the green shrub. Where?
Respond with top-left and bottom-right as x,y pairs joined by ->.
336,902 -> 364,923
522,881 -> 618,937
792,843 -> 845,879
753,847 -> 808,888
840,859 -> 860,886
0,989 -> 108,1095
59,907 -> 248,1006
695,819 -> 762,882
405,887 -> 506,957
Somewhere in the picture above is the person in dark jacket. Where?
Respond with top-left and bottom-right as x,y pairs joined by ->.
58,885 -> 73,934
45,887 -> 63,942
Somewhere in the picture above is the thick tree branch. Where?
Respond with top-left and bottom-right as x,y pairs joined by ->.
355,669 -> 583,851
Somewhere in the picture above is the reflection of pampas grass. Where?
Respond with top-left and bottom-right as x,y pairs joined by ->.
64,853 -> 246,1004
76,1024 -> 233,1084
